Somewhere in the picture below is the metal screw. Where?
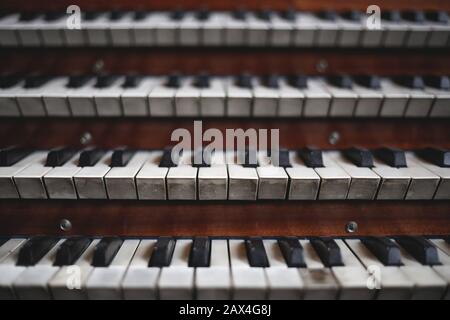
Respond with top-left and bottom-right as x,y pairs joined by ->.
329,131 -> 340,145
345,221 -> 358,233
316,59 -> 328,73
80,132 -> 92,145
93,59 -> 104,73
60,219 -> 72,232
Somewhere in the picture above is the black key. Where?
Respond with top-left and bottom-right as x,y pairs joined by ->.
109,11 -> 126,21
78,148 -> 106,167
354,75 -> 381,89
19,12 -> 40,22
110,148 -> 135,167
289,74 -> 308,89
396,236 -> 441,266
341,10 -> 362,22
94,75 -> 120,89
197,8 -> 210,21
194,73 -> 210,88
394,76 -> 425,90
17,236 -> 59,266
54,237 -> 91,266
281,9 -> 296,22
298,147 -> 324,168
264,74 -> 280,89
416,147 -> 450,167
166,73 -> 181,88
24,75 -> 52,89
171,9 -> 185,21
328,75 -> 353,89
0,146 -> 31,166
241,148 -> 258,168
374,147 -> 407,168
92,237 -> 123,267
159,147 -> 179,167
257,10 -> 273,21
269,149 -> 291,167
149,237 -> 176,267
425,11 -> 449,24
83,11 -> 102,21
317,10 -> 337,21
278,237 -> 306,267
361,237 -> 402,266
122,75 -> 143,88
402,10 -> 425,23
188,237 -> 211,267
66,75 -> 94,88
45,147 -> 78,167
133,11 -> 149,21
344,147 -> 374,168
236,73 -> 253,88
245,238 -> 269,268
0,74 -> 23,89
310,238 -> 343,267
192,149 -> 211,168
44,12 -> 65,22
233,9 -> 247,20
381,10 -> 401,22
423,75 -> 450,90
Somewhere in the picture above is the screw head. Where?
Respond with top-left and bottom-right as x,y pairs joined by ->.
329,131 -> 340,145
345,221 -> 358,233
316,59 -> 329,73
93,59 -> 104,73
60,219 -> 72,232
80,132 -> 92,145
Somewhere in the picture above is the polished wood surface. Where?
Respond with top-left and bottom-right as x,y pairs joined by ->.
1,0 -> 449,12
1,118 -> 449,150
0,200 -> 448,237
1,48 -> 450,76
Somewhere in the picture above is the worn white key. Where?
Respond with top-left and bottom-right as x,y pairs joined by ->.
196,240 -> 231,300
0,78 -> 23,117
154,12 -> 178,46
292,13 -> 317,47
263,240 -> 303,300
49,239 -> 100,300
0,14 -> 21,46
229,240 -> 267,300
256,152 -> 288,199
0,239 -> 27,299
315,153 -> 351,200
0,151 -> 47,199
378,78 -> 409,117
158,239 -> 194,300
179,12 -> 201,45
13,239 -> 64,300
226,77 -> 252,117
426,85 -> 450,118
223,12 -> 246,45
84,13 -> 111,46
174,77 -> 200,117
303,78 -> 331,117
148,77 -> 176,117
198,151 -> 228,200
105,151 -> 149,199
136,151 -> 168,200
372,157 -> 411,200
44,152 -> 82,199
228,151 -> 258,200
345,239 -> 414,300
121,239 -> 160,300
94,76 -> 124,117
252,78 -> 279,117
42,77 -> 71,117
200,77 -> 226,117
74,151 -> 112,199
166,150 -> 197,200
67,77 -> 98,117
299,239 -> 339,300
403,153 -> 440,200
352,81 -> 383,117
246,13 -> 269,46
121,77 -> 157,117
201,12 -> 226,46
109,13 -> 134,46
277,78 -> 304,117
328,151 -> 380,200
269,13 -> 293,46
286,151 -> 320,200
86,239 -> 139,300
321,79 -> 357,117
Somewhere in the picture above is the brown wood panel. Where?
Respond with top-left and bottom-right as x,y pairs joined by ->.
0,200 -> 448,237
1,48 -> 449,76
1,0 -> 449,12
0,118 -> 449,150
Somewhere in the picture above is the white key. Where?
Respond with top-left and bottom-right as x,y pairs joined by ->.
109,13 -> 134,46
0,77 -> 23,117
352,81 -> 383,117
178,12 -> 201,45
42,77 -> 72,117
198,151 -> 228,200
0,239 -> 27,263
299,240 -> 339,300
105,151 -> 149,199
403,153 -> 440,200
154,12 -> 178,46
227,151 -> 258,200
427,21 -> 450,47
246,13 -> 269,46
263,240 -> 303,300
13,151 -> 54,199
74,151 -> 112,199
426,85 -> 450,118
321,78 -> 357,117
13,239 -> 64,300
196,240 -> 231,300
314,14 -> 339,47
429,239 -> 450,300
86,239 -> 139,300
166,151 -> 197,200
0,14 -> 21,46
405,20 -> 430,48
199,77 -> 226,117
332,240 -> 374,300
158,239 -> 194,300
16,78 -> 50,117
382,18 -> 408,47
67,77 -> 98,117
277,77 -> 304,117
401,85 -> 434,118
38,15 -> 67,46
269,13 -> 293,46
136,151 -> 168,200
0,239 -> 27,299
121,77 -> 157,117
94,76 -> 124,117
64,25 -> 85,47
372,156 -> 411,200
336,15 -> 363,47
223,12 -> 246,45
286,151 -> 320,200
303,78 -> 331,117
252,78 -> 278,117
121,239 -> 160,300
360,16 -> 384,47
345,239 -> 414,300
0,151 -> 47,199
229,240 -> 267,300
174,77 -> 200,117
49,239 -> 100,300
148,77 -> 176,117
314,153 -> 351,200
15,15 -> 43,47
132,13 -> 158,46
201,12 -> 226,46
256,152 -> 288,199
226,77 -> 252,117
84,13 -> 111,46
44,152 -> 82,199
328,151 -> 380,200
378,78 -> 410,117
292,13 -> 317,47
